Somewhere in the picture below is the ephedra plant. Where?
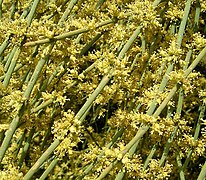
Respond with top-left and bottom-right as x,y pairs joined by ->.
0,0 -> 205,179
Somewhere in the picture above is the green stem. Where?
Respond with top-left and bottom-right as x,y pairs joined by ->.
170,22 -> 176,35
10,0 -> 17,20
76,72 -> 113,121
0,0 -> 3,18
18,128 -> 35,168
31,99 -> 54,113
96,159 -> 119,180
194,0 -> 200,32
20,68 -> 31,84
15,130 -> 26,158
79,128 -> 124,179
23,44 -> 54,100
143,144 -> 157,170
3,46 -> 21,87
95,0 -> 105,10
176,152 -> 185,180
159,126 -> 178,167
0,114 -> 21,163
118,25 -> 142,59
193,105 -> 205,140
24,19 -> 115,46
39,158 -> 58,180
0,131 -> 5,146
0,65 -> 25,85
152,0 -> 162,8
26,0 -> 40,26
197,158 -> 206,180
80,32 -> 103,56
0,36 -> 11,57
176,0 -> 192,48
146,63 -> 174,115
182,105 -> 205,172
3,46 -> 17,72
58,0 -> 78,25
20,0 -> 33,19
40,126 -> 52,151
153,83 -> 181,117
23,140 -> 60,180
31,60 -> 66,105
184,46 -> 206,78
115,169 -> 125,180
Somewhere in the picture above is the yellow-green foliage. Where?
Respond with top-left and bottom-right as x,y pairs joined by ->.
0,0 -> 205,179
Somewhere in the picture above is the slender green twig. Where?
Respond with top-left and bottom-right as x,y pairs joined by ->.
20,68 -> 31,85
95,0 -> 105,10
76,71 -> 113,121
118,26 -> 142,60
10,0 -> 17,20
176,152 -> 185,180
115,169 -> 125,180
15,130 -> 26,158
40,104 -> 57,151
147,63 -> 174,115
79,128 -> 124,179
20,0 -> 34,19
31,59 -> 66,106
79,103 -> 93,123
0,113 -> 22,162
176,0 -> 192,48
39,158 -> 58,180
159,126 -> 178,167
3,46 -> 17,72
23,44 -> 54,100
79,32 -> 103,56
2,0 -> 40,87
24,140 -> 60,180
152,0 -> 163,8
0,36 -> 11,57
193,105 -> 205,140
26,0 -> 40,26
160,49 -> 192,168
128,138 -> 139,157
197,147 -> 206,180
0,0 -> 3,18
58,0 -> 78,25
24,19 -> 115,46
184,46 -> 206,78
182,105 -> 205,172
3,46 -> 21,87
143,144 -> 158,170
31,99 -> 54,113
194,0 -> 200,32
18,128 -> 35,168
